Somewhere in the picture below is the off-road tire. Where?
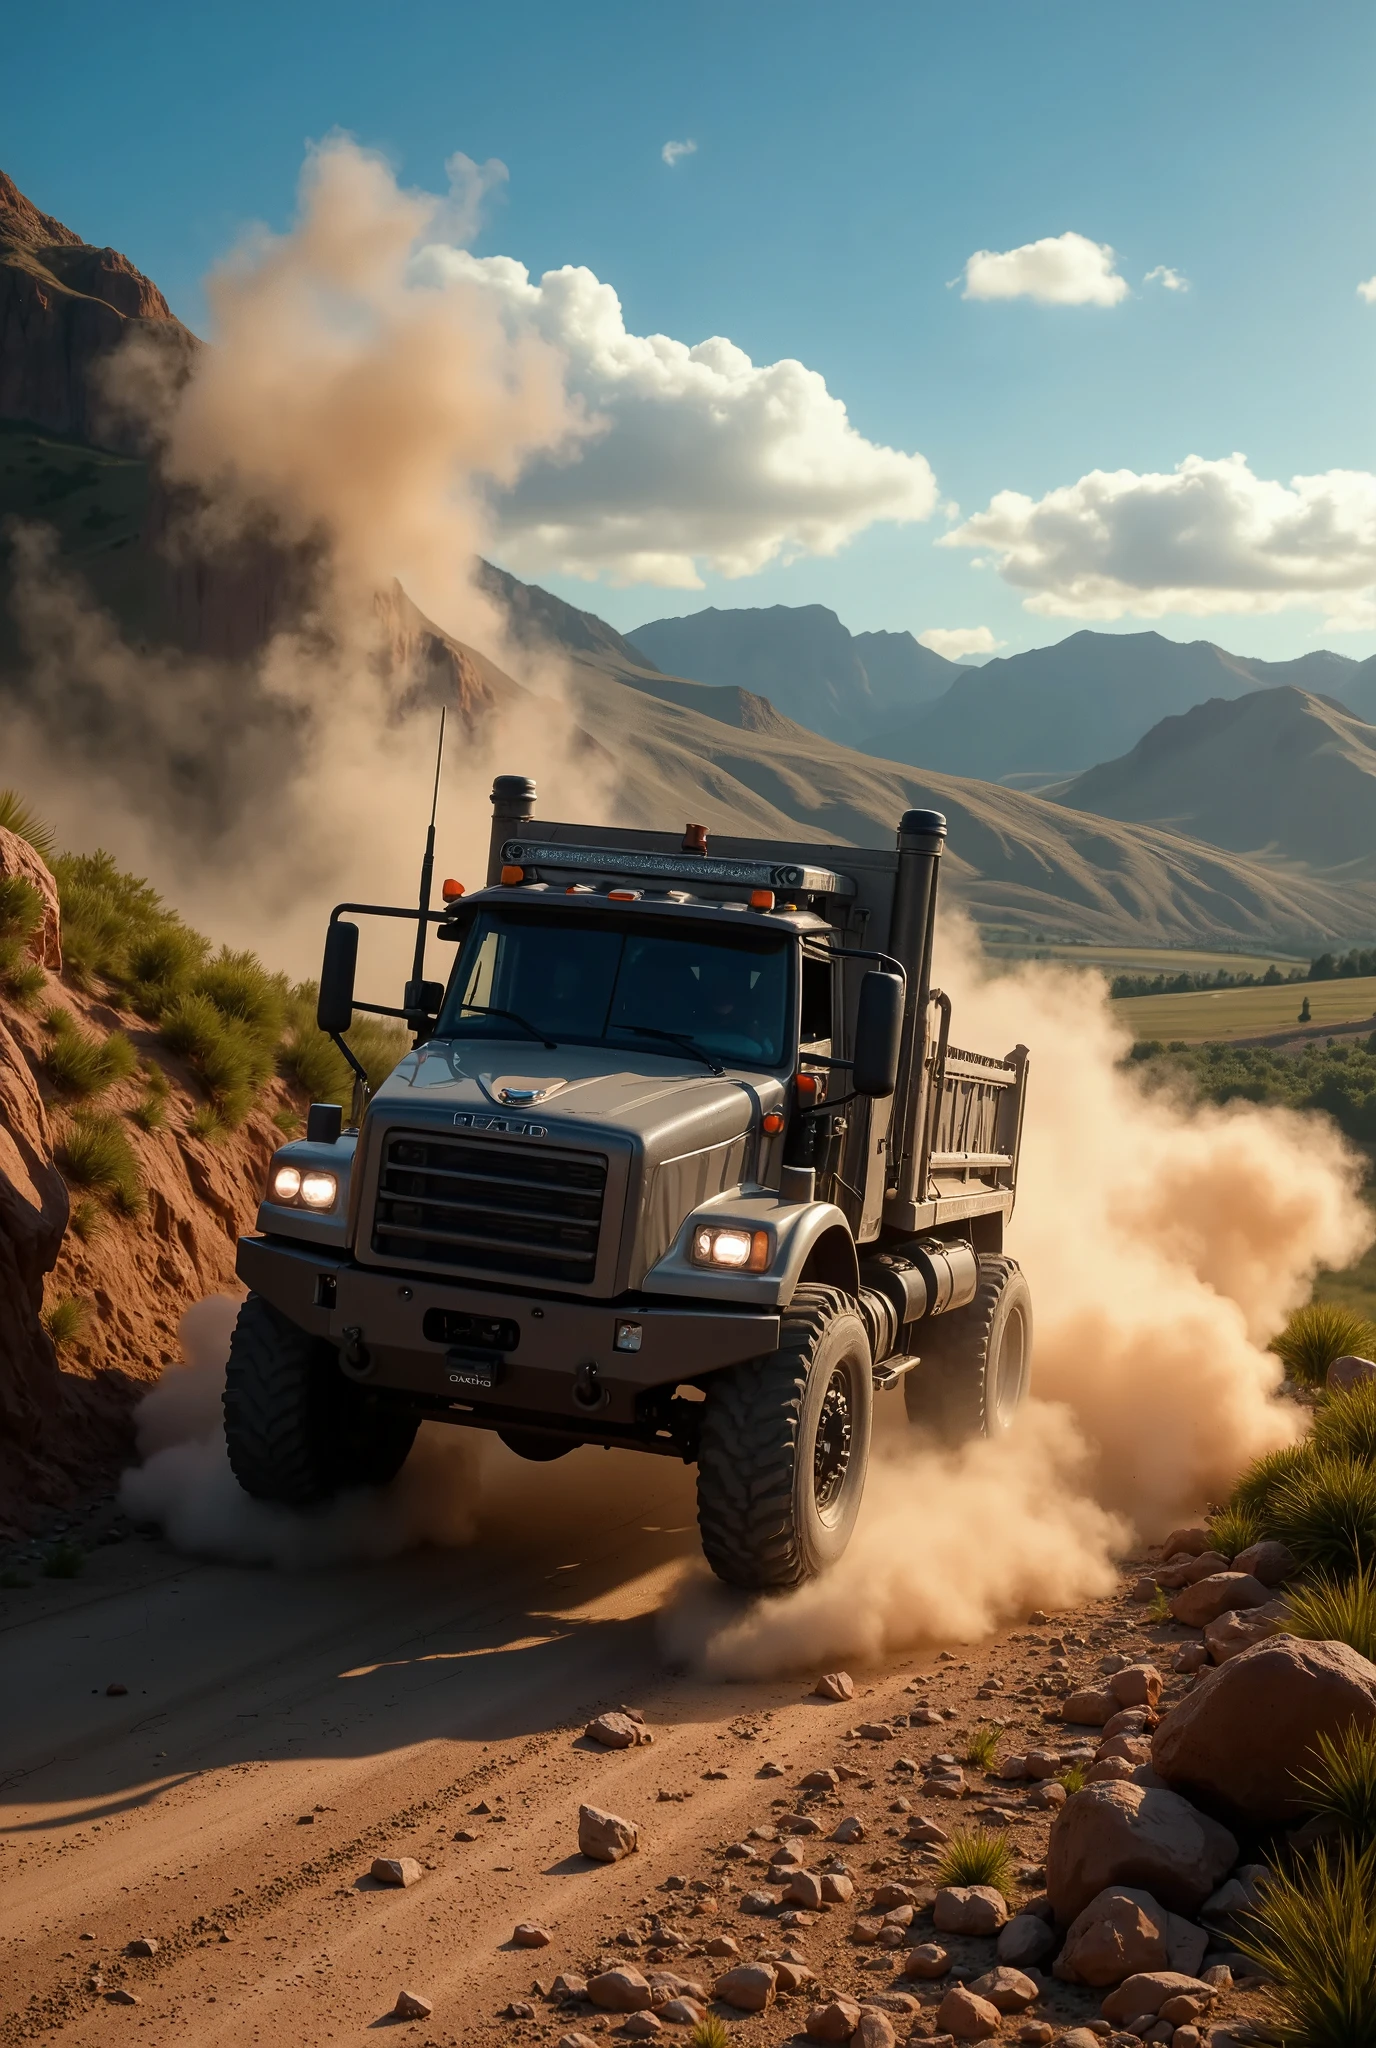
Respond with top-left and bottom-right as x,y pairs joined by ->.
696,1283 -> 873,1592
223,1293 -> 419,1505
904,1254 -> 1032,1445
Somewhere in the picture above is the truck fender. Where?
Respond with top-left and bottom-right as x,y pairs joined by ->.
640,1191 -> 859,1311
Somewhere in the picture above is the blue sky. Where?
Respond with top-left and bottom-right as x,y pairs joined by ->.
8,0 -> 1374,659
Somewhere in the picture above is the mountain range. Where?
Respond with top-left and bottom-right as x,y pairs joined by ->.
2,165 -> 1376,951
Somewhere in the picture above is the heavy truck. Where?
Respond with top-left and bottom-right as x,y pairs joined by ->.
225,776 -> 1032,1591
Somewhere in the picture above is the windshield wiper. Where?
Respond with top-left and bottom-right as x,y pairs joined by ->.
622,1025 -> 724,1075
455,1004 -> 558,1050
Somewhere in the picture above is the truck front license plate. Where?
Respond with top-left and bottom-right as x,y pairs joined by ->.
444,1348 -> 502,1392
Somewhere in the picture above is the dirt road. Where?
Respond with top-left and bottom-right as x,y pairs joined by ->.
0,1444 -> 1260,2047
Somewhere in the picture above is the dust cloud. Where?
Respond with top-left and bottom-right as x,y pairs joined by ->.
4,138 -> 606,970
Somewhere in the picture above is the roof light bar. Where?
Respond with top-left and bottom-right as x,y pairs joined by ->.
500,839 -> 856,899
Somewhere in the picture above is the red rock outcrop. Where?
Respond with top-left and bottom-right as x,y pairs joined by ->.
0,167 -> 198,451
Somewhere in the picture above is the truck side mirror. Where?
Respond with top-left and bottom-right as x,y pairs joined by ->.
317,921 -> 359,1035
853,970 -> 904,1097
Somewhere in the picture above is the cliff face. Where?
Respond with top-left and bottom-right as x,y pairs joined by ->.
0,169 -> 198,452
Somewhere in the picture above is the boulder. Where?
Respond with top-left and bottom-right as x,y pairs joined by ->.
802,1768 -> 840,1790
935,1985 -> 1001,2040
514,1923 -> 552,1947
1053,1886 -> 1207,1986
1100,1971 -> 1215,2024
905,1816 -> 949,1844
815,1671 -> 855,1702
902,1943 -> 951,1979
1231,1540 -> 1297,1587
832,1814 -> 866,1843
806,1998 -> 861,2040
996,1914 -> 1057,1968
588,1970 -> 654,2012
622,2018 -> 661,2040
1155,1552 -> 1231,1591
393,1989 -> 433,2019
1200,1863 -> 1270,1932
713,1965 -> 775,2012
854,2012 -> 896,2048
966,1966 -> 1039,2012
586,1712 -> 652,1748
1161,1525 -> 1212,1557
1095,1735 -> 1153,1768
821,1872 -> 854,1903
1062,1688 -> 1116,1726
1151,1635 -> 1376,1826
1328,1353 -> 1376,1394
371,1857 -> 423,1887
1203,1601 -> 1289,1664
579,1805 -> 639,1862
784,1870 -> 824,1910
1045,1781 -> 1237,1922
1102,1708 -> 1150,1739
1169,1574 -> 1270,1628
933,1886 -> 1008,1935
1106,1665 -> 1163,1710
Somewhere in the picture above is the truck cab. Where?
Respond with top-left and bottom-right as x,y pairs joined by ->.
227,777 -> 1032,1591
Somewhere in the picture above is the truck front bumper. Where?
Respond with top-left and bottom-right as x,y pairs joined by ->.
236,1236 -> 780,1430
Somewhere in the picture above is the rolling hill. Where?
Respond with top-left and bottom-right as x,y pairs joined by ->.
1053,687 -> 1376,879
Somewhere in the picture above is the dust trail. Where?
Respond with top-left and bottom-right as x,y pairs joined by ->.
663,921 -> 1372,1677
3,138 -> 606,970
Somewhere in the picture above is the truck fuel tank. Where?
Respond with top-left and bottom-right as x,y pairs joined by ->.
859,1236 -> 978,1328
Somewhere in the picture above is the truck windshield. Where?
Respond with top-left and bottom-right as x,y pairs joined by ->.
436,907 -> 792,1068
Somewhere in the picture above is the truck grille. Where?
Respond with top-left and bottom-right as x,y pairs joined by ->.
372,1130 -> 607,1283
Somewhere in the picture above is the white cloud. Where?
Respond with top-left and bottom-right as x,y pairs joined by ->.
1358,275 -> 1376,304
661,139 -> 697,167
414,248 -> 938,587
941,453 -> 1376,629
918,626 -> 1003,659
958,232 -> 1128,307
1144,265 -> 1189,292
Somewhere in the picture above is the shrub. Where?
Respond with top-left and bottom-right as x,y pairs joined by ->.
1287,1561 -> 1376,1663
68,1197 -> 104,1242
42,1294 -> 90,1347
272,1107 -> 302,1135
0,873 -> 43,943
1234,1839 -> 1376,2047
56,1110 -> 144,1213
1148,1587 -> 1171,1622
1313,1379 -> 1376,1467
1207,1502 -> 1265,1559
194,949 -> 286,1042
1272,1302 -> 1376,1389
690,2020 -> 731,2048
935,1826 -> 1013,1894
130,1093 -> 166,1132
187,1104 -> 228,1141
279,981 -> 408,1109
0,788 -> 56,862
963,1725 -> 1000,1771
1269,1455 -> 1376,1579
1294,1719 -> 1376,1849
1059,1763 -> 1088,1795
42,1013 -> 138,1098
41,1539 -> 86,1579
2,961 -> 46,1005
51,849 -> 178,990
125,923 -> 208,1016
160,992 -> 270,1124
1230,1441 -> 1318,1521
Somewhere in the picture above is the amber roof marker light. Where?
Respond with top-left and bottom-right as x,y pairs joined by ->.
499,864 -> 525,885
682,823 -> 708,854
441,879 -> 464,900
750,888 -> 775,910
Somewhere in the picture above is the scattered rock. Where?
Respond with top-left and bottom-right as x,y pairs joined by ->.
1155,1552 -> 1231,1591
106,1682 -> 128,1697
1173,1645 -> 1208,1675
1015,2027 -> 1054,2046
125,1938 -> 158,1957
997,1754 -> 1031,1781
815,1672 -> 855,1702
1051,2031 -> 1103,2047
586,1712 -> 653,1749
392,1989 -> 433,2020
504,2002 -> 535,2021
558,2036 -> 597,2048
997,1915 -> 1057,1968
1062,1689 -> 1116,1726
784,1871 -> 824,1910
802,1768 -> 841,1790
514,1923 -> 552,1947
775,1962 -> 815,1995
1328,1353 -> 1376,1394
623,2016 -> 661,2040
778,1810 -> 825,1834
1151,1635 -> 1376,1827
1203,1601 -> 1289,1663
371,1857 -> 423,1888
1129,1577 -> 1158,1603
806,1997 -> 862,2040
704,1937 -> 740,1958
905,1816 -> 950,1844
1169,1573 -> 1270,1629
903,1943 -> 951,1979
933,1886 -> 1009,1936
832,1814 -> 866,1843
1161,1526 -> 1212,1558
579,1806 -> 639,1862
856,1722 -> 894,1740
1054,1886 -> 1207,1986
1231,1540 -> 1297,1586
658,2000 -> 704,2026
588,1969 -> 653,2012
821,1872 -> 854,1903
935,1984 -> 1001,2040
967,1966 -> 1039,2013
553,1974 -> 589,2001
1200,1864 -> 1270,1932
855,2011 -> 896,2048
1027,1781 -> 1067,1809
106,1990 -> 140,2007
1095,1736 -> 1153,1768
1100,1971 -> 1215,2024
1102,1708 -> 1150,1739
1106,1665 -> 1163,1710
1045,1780 -> 1237,1921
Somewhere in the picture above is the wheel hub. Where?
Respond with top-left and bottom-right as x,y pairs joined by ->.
813,1367 -> 853,1511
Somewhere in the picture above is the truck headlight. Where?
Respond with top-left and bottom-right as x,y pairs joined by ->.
299,1171 -> 339,1210
271,1165 -> 302,1202
691,1225 -> 771,1273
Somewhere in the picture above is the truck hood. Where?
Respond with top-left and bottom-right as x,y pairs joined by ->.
369,1037 -> 784,1150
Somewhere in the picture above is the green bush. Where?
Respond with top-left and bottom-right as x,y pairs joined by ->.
1273,1302 -> 1376,1390
689,2020 -> 731,2048
1269,1455 -> 1376,1578
1313,1379 -> 1376,1467
1230,1441 -> 1318,1520
0,788 -> 56,862
187,1103 -> 228,1142
1207,1502 -> 1265,1559
41,1011 -> 137,1098
194,948 -> 286,1041
1294,1719 -> 1376,1850
1235,1839 -> 1376,2047
935,1826 -> 1013,1894
1287,1562 -> 1376,1664
68,1196 -> 104,1242
964,1725 -> 1000,1771
0,873 -> 43,943
1059,1762 -> 1089,1795
278,981 -> 407,1109
2,961 -> 46,1005
56,1110 -> 144,1214
125,923 -> 208,1016
130,1092 -> 166,1132
42,1294 -> 90,1347
160,991 -> 270,1124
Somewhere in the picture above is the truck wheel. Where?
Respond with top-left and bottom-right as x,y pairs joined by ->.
223,1294 -> 419,1505
696,1283 -> 872,1592
904,1255 -> 1032,1445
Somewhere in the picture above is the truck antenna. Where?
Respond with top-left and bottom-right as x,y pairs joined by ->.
407,706 -> 446,1019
